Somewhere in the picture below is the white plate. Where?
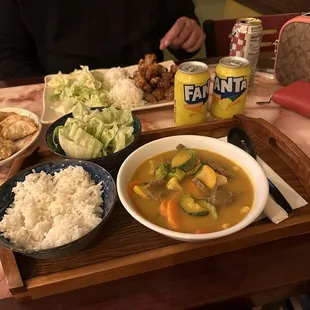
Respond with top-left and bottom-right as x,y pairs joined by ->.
42,60 -> 175,124
0,107 -> 42,167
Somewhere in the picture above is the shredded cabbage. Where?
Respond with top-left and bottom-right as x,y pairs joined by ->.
47,66 -> 110,114
56,103 -> 135,159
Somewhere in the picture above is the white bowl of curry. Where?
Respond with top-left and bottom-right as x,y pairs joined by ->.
117,135 -> 268,242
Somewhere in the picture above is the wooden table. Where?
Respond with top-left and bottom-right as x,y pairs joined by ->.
0,56 -> 310,309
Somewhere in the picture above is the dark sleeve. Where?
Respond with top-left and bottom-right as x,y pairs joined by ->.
0,0 -> 43,80
160,0 -> 201,60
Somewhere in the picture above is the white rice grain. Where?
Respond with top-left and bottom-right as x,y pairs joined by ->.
104,67 -> 130,88
107,78 -> 145,109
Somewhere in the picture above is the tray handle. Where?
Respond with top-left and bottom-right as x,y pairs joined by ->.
236,115 -> 310,198
0,247 -> 27,299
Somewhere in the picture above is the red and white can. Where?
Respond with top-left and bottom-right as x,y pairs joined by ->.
229,17 -> 263,88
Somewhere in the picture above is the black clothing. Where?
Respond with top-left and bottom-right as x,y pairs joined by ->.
0,0 -> 199,79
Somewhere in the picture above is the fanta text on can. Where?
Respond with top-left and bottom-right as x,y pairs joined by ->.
174,61 -> 210,126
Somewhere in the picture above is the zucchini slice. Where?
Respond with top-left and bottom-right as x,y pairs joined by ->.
195,165 -> 217,189
197,200 -> 218,220
188,163 -> 202,176
168,168 -> 186,182
171,149 -> 198,172
167,177 -> 182,191
133,185 -> 150,199
180,194 -> 209,217
216,173 -> 228,186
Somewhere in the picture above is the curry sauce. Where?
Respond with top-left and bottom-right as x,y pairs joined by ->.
129,148 -> 254,234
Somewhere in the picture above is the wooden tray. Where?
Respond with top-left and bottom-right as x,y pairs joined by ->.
1,115 -> 310,302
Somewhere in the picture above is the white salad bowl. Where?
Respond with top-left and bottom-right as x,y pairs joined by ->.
117,135 -> 269,242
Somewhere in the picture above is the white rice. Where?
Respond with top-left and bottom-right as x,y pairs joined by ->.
104,67 -> 130,88
107,78 -> 145,109
0,166 -> 103,250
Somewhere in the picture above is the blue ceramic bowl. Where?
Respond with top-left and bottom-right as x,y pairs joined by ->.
0,160 -> 116,259
45,108 -> 141,172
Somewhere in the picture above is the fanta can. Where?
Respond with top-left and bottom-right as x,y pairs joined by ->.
211,56 -> 251,120
174,61 -> 210,126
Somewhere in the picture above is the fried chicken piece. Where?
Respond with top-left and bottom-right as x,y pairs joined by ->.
170,64 -> 179,74
144,54 -> 157,65
145,64 -> 167,81
134,54 -> 176,101
161,72 -> 174,81
134,70 -> 144,81
160,65 -> 168,74
143,83 -> 152,93
133,70 -> 145,79
157,78 -> 171,91
144,93 -> 157,103
137,54 -> 157,72
152,88 -> 165,101
164,86 -> 174,100
145,66 -> 158,81
134,72 -> 152,93
138,59 -> 148,72
150,77 -> 160,87
134,72 -> 145,88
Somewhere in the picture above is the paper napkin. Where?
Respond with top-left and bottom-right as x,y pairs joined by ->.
255,157 -> 307,223
220,137 -> 308,224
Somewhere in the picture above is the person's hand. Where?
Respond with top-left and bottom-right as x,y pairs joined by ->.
160,17 -> 206,53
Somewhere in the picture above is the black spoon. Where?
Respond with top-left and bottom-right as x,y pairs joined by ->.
227,127 -> 293,214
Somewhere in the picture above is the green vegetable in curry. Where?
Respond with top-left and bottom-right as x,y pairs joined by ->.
154,163 -> 170,179
180,194 -> 209,217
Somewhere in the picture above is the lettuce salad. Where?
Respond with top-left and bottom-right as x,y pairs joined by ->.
47,66 -> 110,114
54,103 -> 135,159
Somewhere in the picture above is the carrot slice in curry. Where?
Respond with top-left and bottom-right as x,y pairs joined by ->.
182,179 -> 203,198
127,181 -> 141,197
160,200 -> 169,217
166,199 -> 182,231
